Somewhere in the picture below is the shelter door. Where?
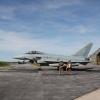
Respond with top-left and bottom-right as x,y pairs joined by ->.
96,53 -> 100,65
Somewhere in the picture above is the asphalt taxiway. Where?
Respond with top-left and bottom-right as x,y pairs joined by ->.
0,64 -> 100,100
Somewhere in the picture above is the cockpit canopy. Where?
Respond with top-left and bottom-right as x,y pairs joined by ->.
25,51 -> 44,54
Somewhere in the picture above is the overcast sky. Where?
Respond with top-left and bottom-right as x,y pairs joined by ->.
0,0 -> 100,61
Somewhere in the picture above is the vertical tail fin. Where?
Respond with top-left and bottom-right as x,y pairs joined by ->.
73,43 -> 93,58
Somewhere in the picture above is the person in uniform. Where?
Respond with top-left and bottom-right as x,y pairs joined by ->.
59,61 -> 64,75
59,61 -> 68,75
66,60 -> 72,72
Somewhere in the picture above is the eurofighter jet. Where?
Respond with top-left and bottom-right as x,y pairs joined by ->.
14,43 -> 93,67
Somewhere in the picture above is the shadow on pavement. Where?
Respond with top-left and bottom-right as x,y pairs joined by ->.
0,68 -> 39,73
72,68 -> 100,73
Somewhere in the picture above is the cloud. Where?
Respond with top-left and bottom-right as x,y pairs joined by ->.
41,0 -> 81,9
0,30 -> 43,52
0,29 -> 99,61
60,25 -> 94,34
0,30 -> 51,51
0,6 -> 16,20
0,29 -> 81,55
0,0 -> 82,20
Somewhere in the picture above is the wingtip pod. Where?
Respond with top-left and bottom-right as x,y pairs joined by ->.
73,42 -> 93,58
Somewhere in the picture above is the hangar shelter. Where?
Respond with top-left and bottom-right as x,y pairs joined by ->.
90,48 -> 100,65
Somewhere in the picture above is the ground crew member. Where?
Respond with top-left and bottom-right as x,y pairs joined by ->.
59,61 -> 68,75
59,61 -> 64,75
66,60 -> 72,72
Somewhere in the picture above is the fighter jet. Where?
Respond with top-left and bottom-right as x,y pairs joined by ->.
14,43 -> 93,67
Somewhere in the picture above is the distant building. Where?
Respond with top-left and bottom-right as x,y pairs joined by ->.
90,48 -> 100,65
